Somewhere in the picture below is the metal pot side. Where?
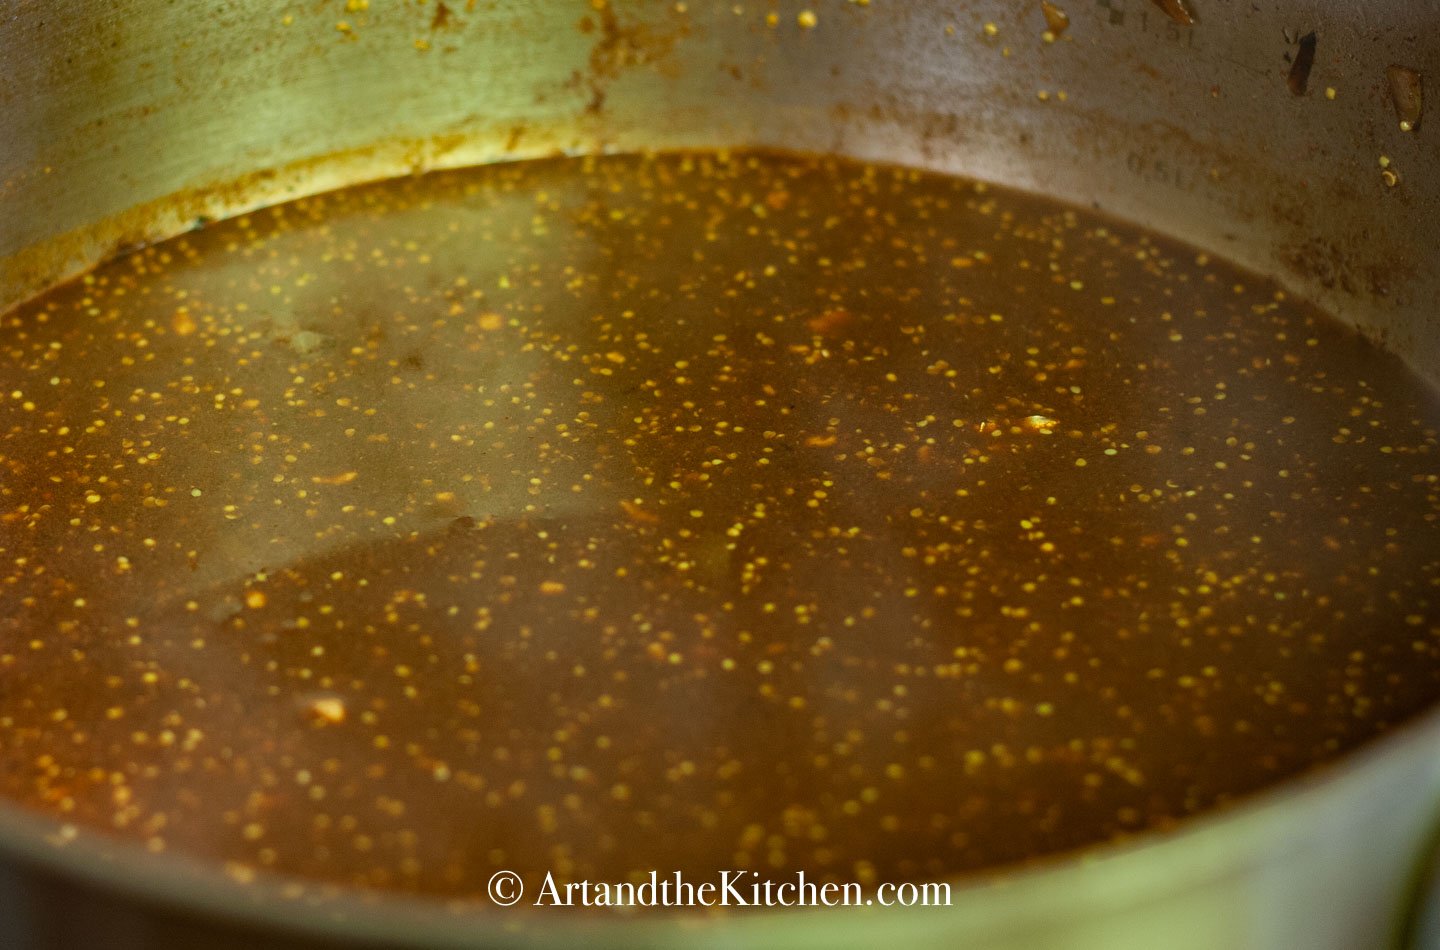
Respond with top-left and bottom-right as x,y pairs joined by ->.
2,2 -> 1438,948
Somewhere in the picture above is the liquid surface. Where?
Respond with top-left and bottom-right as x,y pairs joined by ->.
2,151 -> 1438,904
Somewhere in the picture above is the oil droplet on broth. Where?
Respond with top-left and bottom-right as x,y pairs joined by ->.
299,693 -> 348,726
0,150 -> 1438,906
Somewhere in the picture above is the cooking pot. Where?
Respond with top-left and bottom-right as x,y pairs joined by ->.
2,1 -> 1439,947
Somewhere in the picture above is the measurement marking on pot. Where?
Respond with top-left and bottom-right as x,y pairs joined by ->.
1120,150 -> 1244,215
1124,151 -> 1200,191
1095,0 -> 1198,47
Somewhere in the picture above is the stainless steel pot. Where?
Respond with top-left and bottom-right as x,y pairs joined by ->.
2,1 -> 1438,947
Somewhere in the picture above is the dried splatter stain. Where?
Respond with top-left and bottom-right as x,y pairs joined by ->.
1287,32 -> 1317,97
1386,65 -> 1424,132
0,151 -> 1438,907
1149,0 -> 1195,27
577,2 -> 686,116
1040,1 -> 1069,39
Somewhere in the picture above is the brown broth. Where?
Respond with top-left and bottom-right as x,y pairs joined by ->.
1,150 -> 1438,904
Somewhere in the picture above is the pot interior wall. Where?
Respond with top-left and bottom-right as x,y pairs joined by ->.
2,0 -> 1438,382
